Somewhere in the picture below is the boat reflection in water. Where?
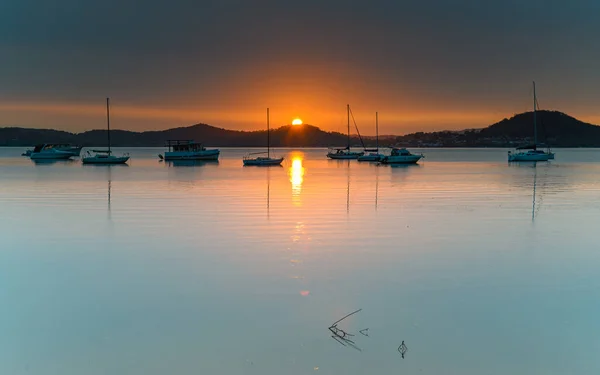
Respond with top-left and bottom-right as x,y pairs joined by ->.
264,164 -> 283,218
530,162 -> 548,222
289,153 -> 305,206
103,164 -> 128,221
508,161 -> 548,222
375,163 -> 379,210
107,168 -> 112,221
31,159 -> 76,165
164,160 -> 219,167
346,161 -> 350,213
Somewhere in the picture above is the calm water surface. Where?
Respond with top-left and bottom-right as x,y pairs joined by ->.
1,147 -> 600,374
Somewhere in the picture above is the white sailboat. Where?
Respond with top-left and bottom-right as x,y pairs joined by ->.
82,98 -> 130,165
327,104 -> 365,159
358,112 -> 384,162
508,82 -> 555,162
243,108 -> 284,166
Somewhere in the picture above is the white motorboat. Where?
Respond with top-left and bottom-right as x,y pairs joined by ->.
508,82 -> 554,162
243,108 -> 284,166
159,140 -> 220,161
327,104 -> 365,160
82,98 -> 130,165
358,112 -> 384,162
26,144 -> 82,158
380,148 -> 423,164
29,144 -> 75,160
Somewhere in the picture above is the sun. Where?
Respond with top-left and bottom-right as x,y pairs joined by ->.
292,118 -> 303,126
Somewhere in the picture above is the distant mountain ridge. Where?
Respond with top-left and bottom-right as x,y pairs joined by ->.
0,124 -> 350,147
393,111 -> 600,147
1,110 -> 600,147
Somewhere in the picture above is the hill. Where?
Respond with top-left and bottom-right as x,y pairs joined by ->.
2,110 -> 600,147
394,110 -> 600,147
0,124 -> 354,147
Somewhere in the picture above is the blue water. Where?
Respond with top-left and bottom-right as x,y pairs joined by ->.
1,147 -> 599,374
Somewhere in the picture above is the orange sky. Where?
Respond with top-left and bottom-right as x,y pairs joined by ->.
1,99 -> 600,136
2,58 -> 600,135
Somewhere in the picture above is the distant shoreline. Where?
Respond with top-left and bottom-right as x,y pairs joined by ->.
3,110 -> 600,147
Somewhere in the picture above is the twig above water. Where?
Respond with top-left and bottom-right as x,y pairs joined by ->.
330,308 -> 362,327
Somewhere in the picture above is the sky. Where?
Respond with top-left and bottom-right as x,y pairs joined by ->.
1,0 -> 600,135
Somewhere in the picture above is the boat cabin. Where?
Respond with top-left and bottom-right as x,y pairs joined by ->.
31,143 -> 75,152
515,144 -> 549,154
32,144 -> 45,152
165,140 -> 207,152
329,147 -> 350,155
390,148 -> 413,156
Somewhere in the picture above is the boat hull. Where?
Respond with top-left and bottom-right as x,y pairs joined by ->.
358,153 -> 384,162
163,150 -> 220,161
30,151 -> 73,160
380,155 -> 422,164
508,152 -> 551,162
327,152 -> 364,160
82,156 -> 130,164
243,157 -> 284,166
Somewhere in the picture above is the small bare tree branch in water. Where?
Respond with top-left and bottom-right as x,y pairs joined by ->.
328,309 -> 363,351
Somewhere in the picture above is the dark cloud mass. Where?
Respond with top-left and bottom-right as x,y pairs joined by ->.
1,0 -> 600,132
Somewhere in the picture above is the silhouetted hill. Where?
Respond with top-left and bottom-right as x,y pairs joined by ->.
394,110 -> 600,147
478,111 -> 600,147
0,127 -> 77,145
2,110 -> 600,147
0,123 -> 351,147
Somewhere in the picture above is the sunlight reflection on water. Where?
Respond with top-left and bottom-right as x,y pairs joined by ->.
289,152 -> 305,206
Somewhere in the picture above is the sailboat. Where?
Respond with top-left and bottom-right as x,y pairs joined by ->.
243,108 -> 284,166
82,98 -> 130,165
508,82 -> 555,162
358,112 -> 384,162
327,104 -> 365,159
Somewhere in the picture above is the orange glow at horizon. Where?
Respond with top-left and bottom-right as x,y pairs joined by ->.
3,99 -> 600,135
0,100 -> 503,132
292,118 -> 303,126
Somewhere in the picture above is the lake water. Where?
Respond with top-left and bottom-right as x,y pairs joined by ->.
1,147 -> 600,375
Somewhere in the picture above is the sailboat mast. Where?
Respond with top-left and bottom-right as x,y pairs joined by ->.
376,112 -> 379,151
347,104 -> 350,149
267,107 -> 270,158
533,81 -> 537,145
106,97 -> 111,153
